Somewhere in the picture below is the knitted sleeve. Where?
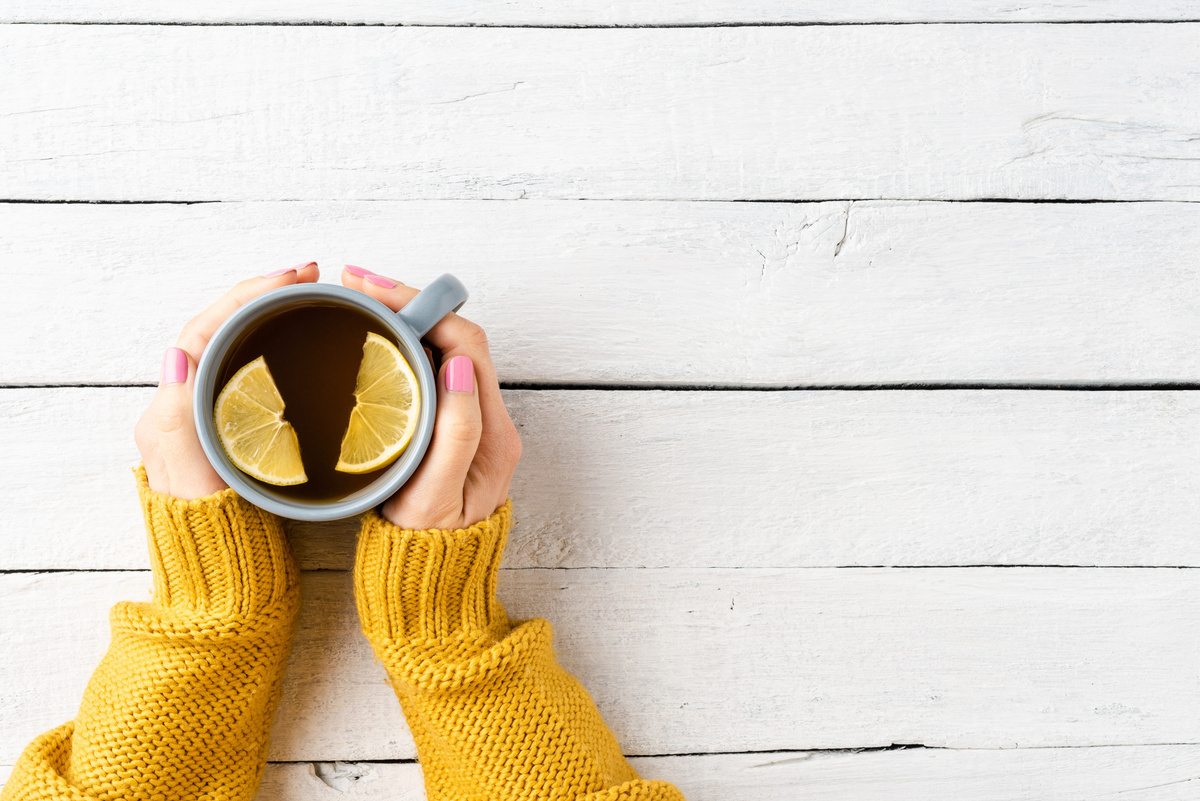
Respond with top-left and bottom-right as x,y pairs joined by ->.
0,466 -> 300,801
354,502 -> 686,801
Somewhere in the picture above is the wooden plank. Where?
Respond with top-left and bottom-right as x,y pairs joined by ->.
3,26 -> 1199,201
632,748 -> 1200,801
6,746 -> 1200,799
5,2 -> 1197,25
3,201 -> 1199,386
4,388 -> 1199,571
3,568 -> 1199,763
252,746 -> 1200,801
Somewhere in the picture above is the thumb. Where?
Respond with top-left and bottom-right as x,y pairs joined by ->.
384,355 -> 482,529
153,347 -> 226,499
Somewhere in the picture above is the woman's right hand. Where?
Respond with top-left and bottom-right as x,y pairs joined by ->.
134,262 -> 321,500
340,266 -> 523,530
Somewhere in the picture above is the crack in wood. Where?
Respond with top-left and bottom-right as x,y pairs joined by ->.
832,201 -> 852,257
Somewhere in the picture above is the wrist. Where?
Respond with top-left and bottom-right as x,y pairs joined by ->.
135,464 -> 298,618
355,500 -> 512,642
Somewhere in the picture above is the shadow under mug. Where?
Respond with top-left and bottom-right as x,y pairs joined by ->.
193,274 -> 469,521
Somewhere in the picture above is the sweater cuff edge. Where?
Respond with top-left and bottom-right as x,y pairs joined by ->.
358,500 -> 513,539
355,501 -> 513,642
134,464 -> 297,618
133,463 -> 246,513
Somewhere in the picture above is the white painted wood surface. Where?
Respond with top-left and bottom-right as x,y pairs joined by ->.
3,201 -> 1199,386
257,746 -> 1200,801
6,745 -> 1199,800
6,2 -> 1199,25
5,388 -> 1199,571
4,568 -> 1199,764
4,26 -> 1200,202
248,745 -> 1200,799
3,10 -> 1196,800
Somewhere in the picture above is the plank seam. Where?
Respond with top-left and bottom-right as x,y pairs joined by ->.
264,746 -> 931,766
6,566 -> 1200,575
0,198 -> 1197,205
6,383 -> 1198,391
4,21 -> 1200,28
499,382 -> 1200,391
0,569 -> 146,574
257,741 -> 1200,763
500,565 -> 1200,570
5,742 -> 1200,777
621,742 -> 1200,753
0,200 -> 216,205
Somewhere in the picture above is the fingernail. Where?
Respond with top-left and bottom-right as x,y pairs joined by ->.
365,274 -> 397,289
161,347 -> 188,385
445,355 -> 474,393
264,262 -> 315,277
344,264 -> 373,278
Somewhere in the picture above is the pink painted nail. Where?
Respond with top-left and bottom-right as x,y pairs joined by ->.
344,264 -> 373,278
264,262 -> 315,277
365,274 -> 397,289
161,347 -> 189,385
445,355 -> 474,393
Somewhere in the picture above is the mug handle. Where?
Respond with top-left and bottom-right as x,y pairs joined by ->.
396,274 -> 470,338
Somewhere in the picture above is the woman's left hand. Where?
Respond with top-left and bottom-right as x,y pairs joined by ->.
339,266 -> 522,530
134,263 -> 320,499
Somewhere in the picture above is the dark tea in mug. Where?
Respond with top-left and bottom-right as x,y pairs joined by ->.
215,301 -> 418,503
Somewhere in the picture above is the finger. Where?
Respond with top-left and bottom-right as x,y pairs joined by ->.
177,261 -> 319,359
153,347 -> 226,500
342,263 -> 390,290
348,271 -> 516,501
340,268 -> 486,358
390,355 -> 483,528
430,334 -> 512,511
135,409 -> 171,495
351,273 -> 504,426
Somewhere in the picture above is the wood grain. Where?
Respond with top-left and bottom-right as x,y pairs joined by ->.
258,745 -> 1200,801
3,26 -> 1200,201
7,745 -> 1200,799
5,1 -> 1197,25
3,201 -> 1198,386
4,388 -> 1198,571
1,10 -> 1193,800
3,568 -> 1199,763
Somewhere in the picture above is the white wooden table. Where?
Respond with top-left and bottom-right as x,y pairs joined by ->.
3,3 -> 1200,799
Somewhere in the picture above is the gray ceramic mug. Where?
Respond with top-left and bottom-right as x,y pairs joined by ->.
193,274 -> 469,521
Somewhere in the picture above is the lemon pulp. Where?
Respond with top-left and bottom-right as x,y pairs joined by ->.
214,356 -> 307,486
335,332 -> 420,474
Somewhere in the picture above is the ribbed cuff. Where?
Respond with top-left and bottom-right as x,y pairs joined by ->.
582,780 -> 689,801
135,464 -> 298,619
354,501 -> 512,643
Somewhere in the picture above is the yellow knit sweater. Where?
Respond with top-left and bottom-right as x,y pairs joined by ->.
1,471 -> 684,801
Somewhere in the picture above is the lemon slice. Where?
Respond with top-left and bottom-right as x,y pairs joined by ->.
214,356 -> 307,486
336,332 -> 420,474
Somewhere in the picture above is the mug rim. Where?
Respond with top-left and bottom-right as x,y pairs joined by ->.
193,283 -> 438,521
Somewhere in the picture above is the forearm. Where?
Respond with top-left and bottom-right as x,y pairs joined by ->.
1,467 -> 299,801
355,503 -> 684,801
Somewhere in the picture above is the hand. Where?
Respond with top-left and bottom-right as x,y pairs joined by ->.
135,263 -> 321,499
341,266 -> 522,530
